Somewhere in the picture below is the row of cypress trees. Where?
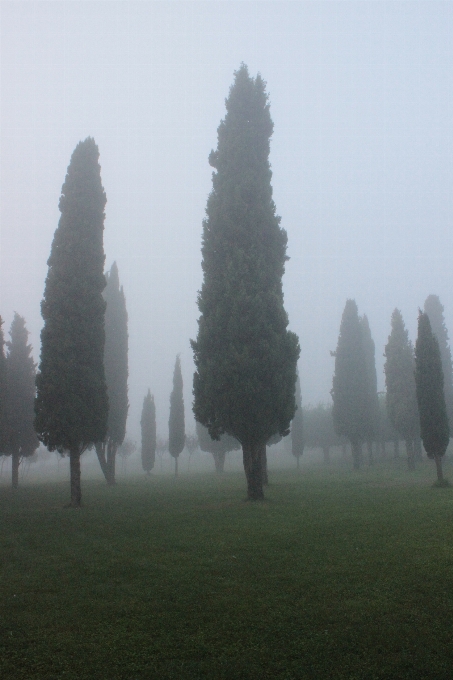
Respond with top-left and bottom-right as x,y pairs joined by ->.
331,296 -> 452,483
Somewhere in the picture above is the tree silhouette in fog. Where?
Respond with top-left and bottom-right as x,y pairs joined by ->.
191,64 -> 299,500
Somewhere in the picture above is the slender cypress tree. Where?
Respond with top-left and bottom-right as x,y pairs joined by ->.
424,295 -> 453,435
196,421 -> 240,473
291,373 -> 304,469
384,309 -> 420,470
35,138 -> 108,507
415,311 -> 450,484
96,262 -> 129,485
0,317 -> 7,454
331,300 -> 369,469
141,389 -> 156,475
360,315 -> 379,464
191,64 -> 300,500
169,355 -> 185,477
5,314 -> 39,488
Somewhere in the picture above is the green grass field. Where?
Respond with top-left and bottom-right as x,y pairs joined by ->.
2,461 -> 453,679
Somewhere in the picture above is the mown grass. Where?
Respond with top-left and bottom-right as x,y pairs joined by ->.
2,461 -> 453,679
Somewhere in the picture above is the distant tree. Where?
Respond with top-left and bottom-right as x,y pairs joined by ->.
304,402 -> 341,464
360,315 -> 380,464
415,311 -> 450,485
117,439 -> 137,475
384,309 -> 420,470
185,433 -> 199,471
291,373 -> 304,469
0,317 -> 7,454
191,64 -> 300,500
331,300 -> 370,469
155,437 -> 168,471
424,295 -> 453,435
4,314 -> 39,488
35,138 -> 108,507
141,390 -> 156,475
96,262 -> 129,485
377,392 -> 400,458
196,421 -> 240,473
169,356 -> 185,477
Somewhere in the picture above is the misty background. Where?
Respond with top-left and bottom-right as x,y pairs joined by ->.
1,1 -> 452,444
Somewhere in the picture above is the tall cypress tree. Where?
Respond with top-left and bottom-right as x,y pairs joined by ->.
291,373 -> 304,469
415,311 -> 450,485
191,64 -> 300,500
35,138 -> 108,507
0,317 -> 7,454
424,295 -> 453,436
169,355 -> 185,477
96,262 -> 129,485
360,315 -> 380,464
331,299 -> 369,469
196,421 -> 240,473
141,389 -> 156,475
384,309 -> 420,470
5,314 -> 39,488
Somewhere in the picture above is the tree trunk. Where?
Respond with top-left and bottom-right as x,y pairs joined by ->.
341,442 -> 348,459
380,438 -> 386,459
296,454 -> 300,471
213,451 -> 226,473
242,443 -> 264,500
393,439 -> 400,458
434,454 -> 444,483
175,456 -> 178,478
405,439 -> 416,471
68,449 -> 82,508
322,447 -> 330,465
261,446 -> 268,485
106,439 -> 117,485
351,439 -> 362,470
12,450 -> 20,489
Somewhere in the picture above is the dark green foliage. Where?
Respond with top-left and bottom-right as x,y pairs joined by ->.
4,314 -> 39,487
34,138 -> 108,506
331,300 -> 369,468
191,64 -> 300,499
196,420 -> 240,473
0,317 -> 7,453
96,262 -> 129,484
415,311 -> 449,482
360,315 -> 380,444
141,389 -> 156,474
384,309 -> 420,469
424,294 -> 453,435
291,373 -> 304,467
169,355 -> 185,475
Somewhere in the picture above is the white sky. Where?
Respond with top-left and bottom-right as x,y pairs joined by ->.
1,1 -> 452,441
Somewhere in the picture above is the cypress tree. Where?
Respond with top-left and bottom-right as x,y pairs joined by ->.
360,315 -> 379,464
196,421 -> 240,473
169,355 -> 185,477
331,299 -> 369,469
384,309 -> 420,470
35,138 -> 108,507
5,314 -> 39,488
141,389 -> 156,475
424,295 -> 453,435
291,373 -> 304,469
0,317 -> 7,454
191,64 -> 300,500
415,311 -> 450,485
96,262 -> 129,485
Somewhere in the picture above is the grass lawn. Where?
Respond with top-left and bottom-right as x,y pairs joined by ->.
1,460 -> 453,679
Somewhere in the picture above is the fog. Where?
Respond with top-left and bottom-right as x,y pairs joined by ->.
1,2 -> 452,444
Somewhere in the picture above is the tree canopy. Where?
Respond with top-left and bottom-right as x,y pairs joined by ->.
424,294 -> 453,436
35,137 -> 108,507
291,373 -> 304,468
191,64 -> 299,500
169,355 -> 185,476
141,389 -> 156,475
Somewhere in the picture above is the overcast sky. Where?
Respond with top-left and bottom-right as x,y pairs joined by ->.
1,1 -> 452,441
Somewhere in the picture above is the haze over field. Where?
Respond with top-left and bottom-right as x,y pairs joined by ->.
1,1 -> 452,440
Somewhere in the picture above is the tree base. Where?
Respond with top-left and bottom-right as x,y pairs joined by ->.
432,479 -> 451,488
